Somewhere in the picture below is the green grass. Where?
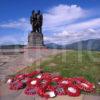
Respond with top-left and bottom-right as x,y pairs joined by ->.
17,50 -> 100,94
38,51 -> 100,82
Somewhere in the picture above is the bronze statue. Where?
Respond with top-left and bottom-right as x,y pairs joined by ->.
30,10 -> 43,33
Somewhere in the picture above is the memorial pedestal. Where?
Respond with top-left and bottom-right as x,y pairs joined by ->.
28,32 -> 45,48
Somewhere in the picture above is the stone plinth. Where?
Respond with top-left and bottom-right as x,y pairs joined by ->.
28,32 -> 44,48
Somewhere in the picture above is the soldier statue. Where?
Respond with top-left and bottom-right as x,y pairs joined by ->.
30,10 -> 43,33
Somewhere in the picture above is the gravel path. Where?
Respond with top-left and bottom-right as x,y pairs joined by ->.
0,48 -> 65,81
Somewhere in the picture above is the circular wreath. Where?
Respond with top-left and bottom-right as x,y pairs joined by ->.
74,77 -> 95,92
76,81 -> 94,92
9,77 -> 32,90
66,84 -> 80,96
9,80 -> 24,90
38,85 -> 56,98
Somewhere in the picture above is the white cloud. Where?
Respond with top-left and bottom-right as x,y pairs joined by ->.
0,36 -> 20,45
0,4 -> 100,45
65,18 -> 100,32
55,31 -> 70,37
44,16 -> 100,44
44,5 -> 100,44
44,4 -> 86,29
44,28 -> 100,45
0,4 -> 86,31
0,18 -> 31,32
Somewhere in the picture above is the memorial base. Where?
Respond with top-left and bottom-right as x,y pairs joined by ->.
28,32 -> 45,48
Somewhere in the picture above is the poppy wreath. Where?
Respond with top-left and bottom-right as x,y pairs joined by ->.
55,85 -> 67,95
73,77 -> 95,92
76,81 -> 95,92
49,76 -> 62,88
7,70 -> 96,98
24,86 -> 37,95
66,84 -> 80,97
9,76 -> 32,90
38,85 -> 56,98
9,80 -> 24,90
58,78 -> 74,86
48,76 -> 62,89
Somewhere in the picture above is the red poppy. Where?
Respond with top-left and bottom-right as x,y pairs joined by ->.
73,77 -> 88,84
58,78 -> 74,86
51,76 -> 63,83
15,74 -> 28,81
41,72 -> 52,79
24,86 -> 37,95
66,84 -> 80,96
27,70 -> 42,78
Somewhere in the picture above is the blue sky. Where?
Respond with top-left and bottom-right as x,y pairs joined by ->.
0,0 -> 100,45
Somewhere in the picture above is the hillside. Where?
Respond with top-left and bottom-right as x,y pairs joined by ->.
0,44 -> 25,49
65,39 -> 100,51
0,39 -> 100,51
46,39 -> 100,51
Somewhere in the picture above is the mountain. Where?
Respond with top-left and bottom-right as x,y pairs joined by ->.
46,39 -> 100,51
0,44 -> 25,49
0,39 -> 100,51
45,43 -> 62,49
65,39 -> 100,51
